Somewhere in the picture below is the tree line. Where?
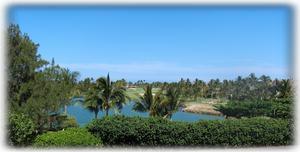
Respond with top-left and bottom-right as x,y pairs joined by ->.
128,74 -> 293,101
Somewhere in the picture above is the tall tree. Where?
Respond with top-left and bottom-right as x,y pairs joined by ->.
7,24 -> 47,108
20,64 -> 79,132
83,81 -> 103,119
133,84 -> 165,117
277,79 -> 293,98
161,86 -> 181,119
258,75 -> 272,100
7,24 -> 80,135
96,74 -> 127,116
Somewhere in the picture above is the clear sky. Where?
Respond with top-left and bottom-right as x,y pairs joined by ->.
8,6 -> 292,82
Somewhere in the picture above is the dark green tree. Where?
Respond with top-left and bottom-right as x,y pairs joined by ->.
277,79 -> 293,98
7,24 -> 47,108
96,74 -> 128,116
83,81 -> 103,119
133,84 -> 165,117
19,64 -> 79,132
161,86 -> 181,119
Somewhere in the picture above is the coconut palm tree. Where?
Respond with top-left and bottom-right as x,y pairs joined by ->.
133,84 -> 165,117
83,82 -> 103,119
161,86 -> 181,119
96,73 -> 127,116
278,79 -> 293,98
259,75 -> 272,100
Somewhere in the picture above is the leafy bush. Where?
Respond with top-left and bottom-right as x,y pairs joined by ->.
216,101 -> 272,118
86,116 -> 292,146
8,112 -> 36,146
34,128 -> 102,147
215,98 -> 293,119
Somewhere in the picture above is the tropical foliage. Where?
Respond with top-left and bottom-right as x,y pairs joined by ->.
82,74 -> 128,118
96,74 -> 128,116
133,84 -> 164,117
83,81 -> 103,119
133,84 -> 181,119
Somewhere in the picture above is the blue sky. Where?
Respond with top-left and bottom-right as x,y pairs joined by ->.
8,6 -> 292,82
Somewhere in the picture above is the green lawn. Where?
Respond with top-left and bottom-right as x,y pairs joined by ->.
126,87 -> 161,101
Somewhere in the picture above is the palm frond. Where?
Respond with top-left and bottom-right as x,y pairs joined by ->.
133,100 -> 148,112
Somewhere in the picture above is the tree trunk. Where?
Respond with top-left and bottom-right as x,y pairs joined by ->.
105,99 -> 110,116
95,111 -> 98,119
64,105 -> 67,114
105,108 -> 109,116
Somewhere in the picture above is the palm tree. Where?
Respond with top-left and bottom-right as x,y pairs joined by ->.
83,82 -> 103,119
133,84 -> 165,117
133,84 -> 181,119
96,73 -> 127,116
161,86 -> 181,119
278,79 -> 293,98
259,75 -> 272,100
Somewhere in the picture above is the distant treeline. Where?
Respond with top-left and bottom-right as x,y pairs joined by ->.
79,74 -> 293,101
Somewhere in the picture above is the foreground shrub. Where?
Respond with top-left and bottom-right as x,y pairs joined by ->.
8,112 -> 36,146
34,128 -> 102,147
87,116 -> 292,146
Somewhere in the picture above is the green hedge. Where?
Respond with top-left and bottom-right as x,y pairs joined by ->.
34,128 -> 102,147
86,116 -> 292,146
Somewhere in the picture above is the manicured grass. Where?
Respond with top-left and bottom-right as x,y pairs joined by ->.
126,87 -> 161,101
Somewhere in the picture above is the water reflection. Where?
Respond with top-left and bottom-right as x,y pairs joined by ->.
67,100 -> 224,126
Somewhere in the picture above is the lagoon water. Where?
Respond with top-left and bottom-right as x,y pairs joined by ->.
67,100 -> 224,126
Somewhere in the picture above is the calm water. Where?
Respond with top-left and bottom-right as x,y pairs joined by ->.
67,100 -> 224,126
